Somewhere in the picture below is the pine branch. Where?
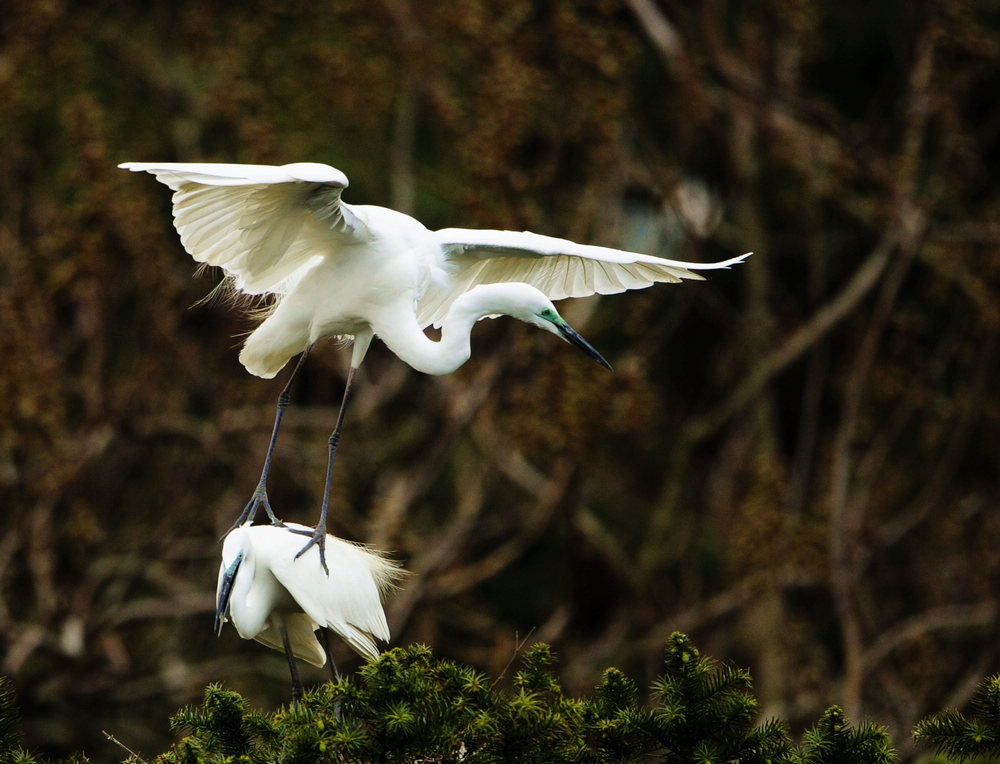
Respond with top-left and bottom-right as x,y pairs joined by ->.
0,636 -> 929,764
914,674 -> 1000,761
793,706 -> 897,764
0,678 -> 22,758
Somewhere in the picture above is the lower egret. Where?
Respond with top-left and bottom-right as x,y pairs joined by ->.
121,161 -> 750,568
215,522 -> 404,701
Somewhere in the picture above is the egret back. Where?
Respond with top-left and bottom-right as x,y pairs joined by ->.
254,524 -> 404,661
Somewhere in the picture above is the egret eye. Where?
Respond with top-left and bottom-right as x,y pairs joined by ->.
226,549 -> 245,576
538,308 -> 559,322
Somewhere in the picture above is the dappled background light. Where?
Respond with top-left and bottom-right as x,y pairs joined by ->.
1,1 -> 999,761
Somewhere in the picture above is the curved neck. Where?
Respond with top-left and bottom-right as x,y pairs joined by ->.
378,285 -> 529,376
228,550 -> 264,638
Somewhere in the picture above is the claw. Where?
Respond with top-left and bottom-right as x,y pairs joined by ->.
294,530 -> 329,576
254,485 -> 282,526
221,484 -> 284,543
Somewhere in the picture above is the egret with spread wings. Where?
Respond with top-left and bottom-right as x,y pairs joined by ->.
121,161 -> 749,568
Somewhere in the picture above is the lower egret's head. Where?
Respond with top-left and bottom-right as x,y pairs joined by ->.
215,527 -> 249,636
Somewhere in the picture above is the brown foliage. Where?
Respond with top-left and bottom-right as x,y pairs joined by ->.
1,1 -> 998,760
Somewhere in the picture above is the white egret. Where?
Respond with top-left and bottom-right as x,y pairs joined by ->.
120,161 -> 749,567
215,522 -> 404,701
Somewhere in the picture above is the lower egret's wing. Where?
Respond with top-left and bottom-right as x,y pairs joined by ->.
310,538 -> 403,661
262,526 -> 402,662
419,228 -> 750,327
252,613 -> 326,667
119,162 -> 367,295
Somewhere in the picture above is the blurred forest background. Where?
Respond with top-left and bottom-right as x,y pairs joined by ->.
1,0 -> 999,760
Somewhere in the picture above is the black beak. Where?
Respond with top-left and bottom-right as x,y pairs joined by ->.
215,555 -> 241,636
215,573 -> 233,637
557,321 -> 612,371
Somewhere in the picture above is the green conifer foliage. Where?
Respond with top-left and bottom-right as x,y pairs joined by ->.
914,674 -> 1000,761
0,678 -> 23,764
167,684 -> 277,762
0,638 -> 912,763
648,631 -> 777,760
790,706 -> 896,764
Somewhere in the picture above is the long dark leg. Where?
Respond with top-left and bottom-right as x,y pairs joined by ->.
279,622 -> 304,704
294,364 -> 358,573
228,344 -> 314,532
319,629 -> 343,720
318,629 -> 342,683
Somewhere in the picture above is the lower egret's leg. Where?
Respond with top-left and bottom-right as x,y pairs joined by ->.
279,622 -> 303,704
294,364 -> 358,574
319,629 -> 343,720
319,629 -> 342,683
229,344 -> 314,532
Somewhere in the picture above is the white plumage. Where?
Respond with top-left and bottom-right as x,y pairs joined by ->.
215,523 -> 403,666
122,160 -> 749,565
120,161 -> 748,379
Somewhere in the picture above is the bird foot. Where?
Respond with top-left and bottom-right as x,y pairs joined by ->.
221,484 -> 284,541
293,528 -> 329,576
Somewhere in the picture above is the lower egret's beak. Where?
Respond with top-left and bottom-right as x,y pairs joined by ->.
215,573 -> 233,636
557,321 -> 612,371
215,554 -> 242,636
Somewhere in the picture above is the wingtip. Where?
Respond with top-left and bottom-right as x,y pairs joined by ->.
716,251 -> 753,268
665,251 -> 754,271
733,251 -> 754,265
118,162 -> 155,173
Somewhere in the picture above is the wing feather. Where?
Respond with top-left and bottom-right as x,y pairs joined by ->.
119,162 -> 366,295
252,613 -> 326,667
259,524 -> 404,663
596,260 -> 620,292
420,227 -> 750,327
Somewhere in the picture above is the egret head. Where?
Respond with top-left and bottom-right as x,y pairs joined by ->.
435,283 -> 614,374
471,284 -> 611,369
215,528 -> 249,637
526,303 -> 612,371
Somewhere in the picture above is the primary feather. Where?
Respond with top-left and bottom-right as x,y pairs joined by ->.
121,162 -> 361,295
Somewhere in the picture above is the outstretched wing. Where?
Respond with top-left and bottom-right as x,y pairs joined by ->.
119,162 -> 368,295
418,228 -> 751,327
